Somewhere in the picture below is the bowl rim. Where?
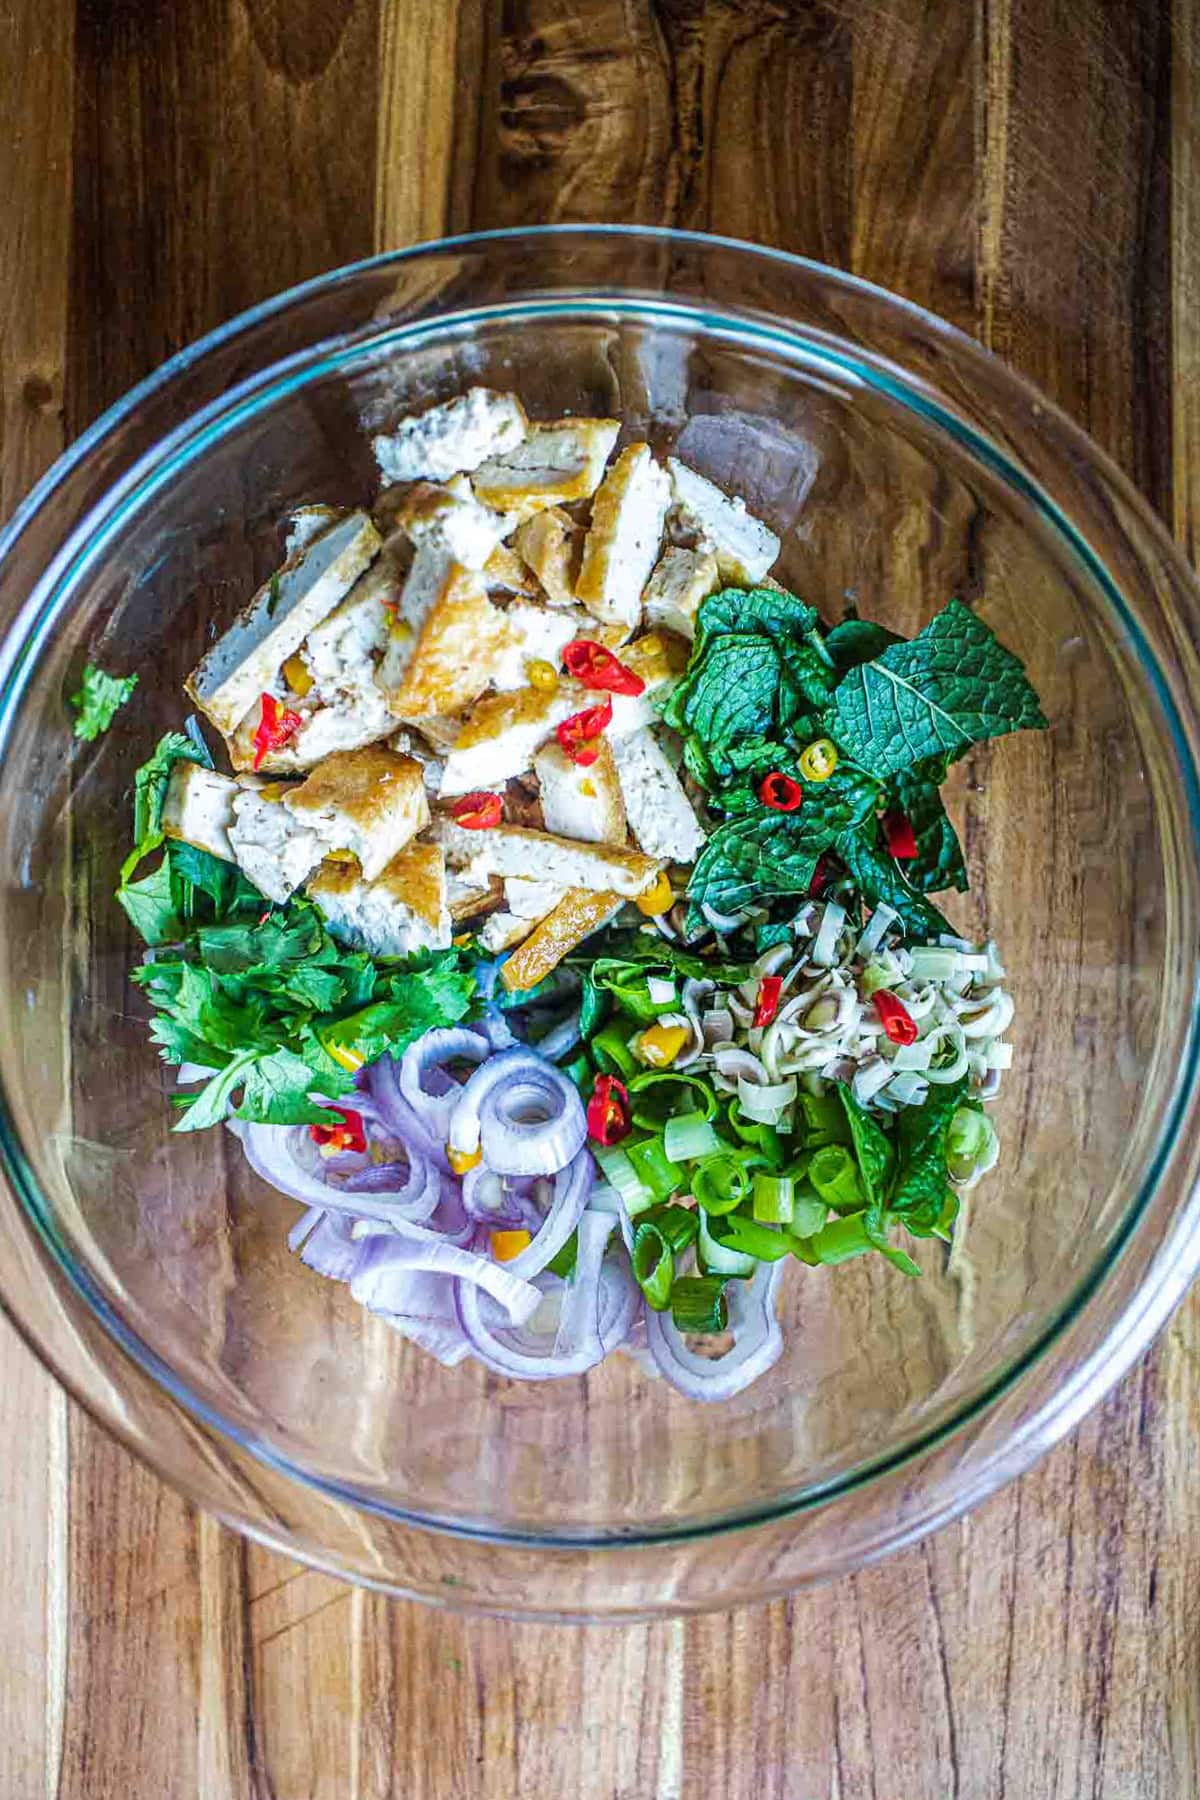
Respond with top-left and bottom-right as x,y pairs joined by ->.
3,223 -> 1200,1558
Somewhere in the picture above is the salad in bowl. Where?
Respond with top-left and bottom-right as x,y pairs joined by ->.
95,385 -> 1045,1401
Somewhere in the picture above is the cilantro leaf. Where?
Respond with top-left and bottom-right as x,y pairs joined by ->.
70,664 -> 137,740
889,770 -> 968,893
116,863 -> 181,946
889,1077 -> 969,1215
827,599 -> 1046,778
836,831 -> 952,941
174,1050 -> 259,1132
235,1049 -> 333,1125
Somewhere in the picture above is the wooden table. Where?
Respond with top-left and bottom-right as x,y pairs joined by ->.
2,2 -> 1198,1793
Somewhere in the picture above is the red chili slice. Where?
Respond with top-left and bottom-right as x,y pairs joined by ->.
309,1106 -> 367,1155
586,1073 -> 631,1145
808,854 -> 832,898
562,639 -> 646,696
873,990 -> 918,1046
758,770 -> 804,812
882,810 -> 918,859
557,696 -> 614,766
450,791 -> 503,830
753,974 -> 784,1029
251,692 -> 302,771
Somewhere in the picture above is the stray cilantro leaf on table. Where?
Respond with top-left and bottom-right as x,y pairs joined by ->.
69,664 -> 137,741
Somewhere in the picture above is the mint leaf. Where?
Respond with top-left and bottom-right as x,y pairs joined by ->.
116,864 -> 180,946
828,600 -> 1046,778
689,814 -> 823,917
834,1082 -> 895,1206
693,586 -> 820,657
889,770 -> 968,894
836,831 -> 952,941
670,634 -> 791,759
70,664 -> 137,741
889,1077 -> 969,1214
688,766 -> 881,918
824,618 -> 901,670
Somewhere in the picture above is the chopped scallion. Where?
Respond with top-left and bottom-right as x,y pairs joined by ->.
807,1144 -> 867,1212
663,1110 -> 722,1164
645,1202 -> 699,1253
670,1276 -> 728,1334
624,1135 -> 680,1203
593,1143 -> 655,1215
632,1220 -> 674,1310
751,1172 -> 794,1225
707,1212 -> 792,1262
591,1026 -> 638,1078
692,1151 -> 753,1216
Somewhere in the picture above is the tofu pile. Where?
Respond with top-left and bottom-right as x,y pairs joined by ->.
171,389 -> 781,985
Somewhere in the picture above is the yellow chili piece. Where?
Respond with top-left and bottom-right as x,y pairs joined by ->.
491,1228 -> 532,1263
635,871 -> 674,916
636,1023 -> 690,1069
320,1036 -> 365,1075
447,1143 -> 483,1176
281,652 -> 313,697
798,737 -> 839,782
527,658 -> 559,692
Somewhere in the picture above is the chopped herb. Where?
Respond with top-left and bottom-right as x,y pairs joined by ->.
69,664 -> 137,740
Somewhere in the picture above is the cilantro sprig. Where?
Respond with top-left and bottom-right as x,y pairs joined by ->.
69,663 -> 138,740
118,735 -> 476,1129
665,587 -> 1045,936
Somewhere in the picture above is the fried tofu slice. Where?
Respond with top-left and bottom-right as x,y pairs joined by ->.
186,512 -> 382,737
666,460 -> 780,584
446,871 -> 504,923
384,477 -> 514,570
482,541 -> 540,597
499,889 -> 625,992
532,738 -> 627,845
373,388 -> 527,485
226,561 -> 398,773
512,506 -> 585,606
609,727 -> 706,862
160,763 -> 240,862
471,418 -> 620,516
431,818 -> 659,898
487,601 -> 584,692
436,679 -> 590,797
281,747 -> 429,881
642,544 -> 720,641
607,630 -> 691,736
378,548 -> 515,721
575,443 -> 672,630
308,841 -> 452,956
227,788 -> 326,905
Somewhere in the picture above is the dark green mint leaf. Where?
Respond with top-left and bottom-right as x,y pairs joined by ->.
836,831 -> 952,941
828,599 -> 1047,777
834,1082 -> 895,1207
889,1077 -> 970,1214
888,770 -> 968,894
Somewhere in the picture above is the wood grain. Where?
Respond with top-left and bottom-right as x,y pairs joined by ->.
1,2 -> 1199,1796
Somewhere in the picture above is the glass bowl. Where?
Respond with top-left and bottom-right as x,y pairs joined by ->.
2,226 -> 1200,1623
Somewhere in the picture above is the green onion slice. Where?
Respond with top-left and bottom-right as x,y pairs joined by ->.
632,1221 -> 674,1310
669,1276 -> 729,1334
